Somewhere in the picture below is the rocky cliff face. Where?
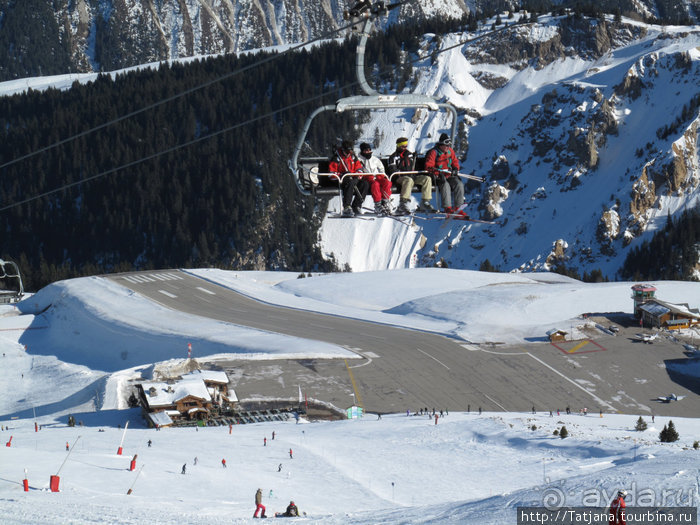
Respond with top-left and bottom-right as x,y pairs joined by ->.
2,0 -> 697,80
0,0 -> 475,78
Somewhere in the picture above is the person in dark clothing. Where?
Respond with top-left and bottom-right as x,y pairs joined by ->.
284,501 -> 299,516
181,463 -> 186,474
275,501 -> 300,518
388,137 -> 436,215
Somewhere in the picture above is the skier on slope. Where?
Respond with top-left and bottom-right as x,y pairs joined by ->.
329,140 -> 364,217
424,133 -> 466,217
608,489 -> 627,525
275,501 -> 300,517
254,488 -> 267,518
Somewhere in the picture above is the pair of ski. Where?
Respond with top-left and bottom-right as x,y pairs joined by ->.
408,203 -> 498,224
328,206 -> 497,225
413,213 -> 497,225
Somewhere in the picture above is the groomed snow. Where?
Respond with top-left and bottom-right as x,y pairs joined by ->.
1,269 -> 699,523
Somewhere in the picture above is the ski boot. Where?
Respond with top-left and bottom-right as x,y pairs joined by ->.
418,200 -> 437,213
395,199 -> 411,216
381,199 -> 392,215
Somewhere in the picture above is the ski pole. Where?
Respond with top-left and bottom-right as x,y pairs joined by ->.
433,168 -> 485,182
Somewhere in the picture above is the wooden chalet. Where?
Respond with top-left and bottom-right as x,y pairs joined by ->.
546,329 -> 567,342
638,299 -> 700,329
180,369 -> 237,405
136,369 -> 236,427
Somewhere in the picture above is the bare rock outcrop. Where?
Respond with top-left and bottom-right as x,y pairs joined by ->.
545,239 -> 568,267
480,183 -> 509,221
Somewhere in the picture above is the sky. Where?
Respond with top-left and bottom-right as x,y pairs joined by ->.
1,268 -> 700,524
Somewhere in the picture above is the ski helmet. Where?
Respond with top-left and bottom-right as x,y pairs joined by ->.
618,490 -> 627,498
438,133 -> 451,146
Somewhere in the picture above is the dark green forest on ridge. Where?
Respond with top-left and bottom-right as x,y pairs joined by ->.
620,211 -> 700,282
0,15 -> 476,291
0,48 -> 342,290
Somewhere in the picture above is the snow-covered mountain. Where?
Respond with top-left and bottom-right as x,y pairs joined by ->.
1,6 -> 700,279
3,1 -> 699,78
319,13 -> 700,278
1,0 -> 469,76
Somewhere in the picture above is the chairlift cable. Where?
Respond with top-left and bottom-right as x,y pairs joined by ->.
0,2 -> 403,173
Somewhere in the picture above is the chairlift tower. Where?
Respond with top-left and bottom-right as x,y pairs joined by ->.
289,1 -> 459,196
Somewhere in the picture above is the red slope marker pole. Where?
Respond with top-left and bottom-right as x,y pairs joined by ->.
117,421 -> 129,455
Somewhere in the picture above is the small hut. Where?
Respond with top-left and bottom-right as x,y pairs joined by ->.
547,329 -> 567,342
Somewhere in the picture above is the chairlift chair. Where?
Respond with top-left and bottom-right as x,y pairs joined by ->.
0,259 -> 24,303
289,4 -> 459,197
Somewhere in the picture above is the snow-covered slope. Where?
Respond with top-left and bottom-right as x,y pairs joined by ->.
1,270 -> 700,523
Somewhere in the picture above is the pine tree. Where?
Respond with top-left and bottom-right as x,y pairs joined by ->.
660,420 -> 679,442
559,426 -> 568,439
666,420 -> 679,442
635,416 -> 647,431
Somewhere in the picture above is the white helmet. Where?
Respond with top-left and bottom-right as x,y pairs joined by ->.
618,489 -> 627,498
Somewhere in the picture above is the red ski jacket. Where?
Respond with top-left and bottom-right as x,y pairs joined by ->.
608,496 -> 626,525
424,146 -> 459,177
329,151 -> 363,177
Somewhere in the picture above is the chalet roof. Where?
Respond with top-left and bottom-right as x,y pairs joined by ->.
141,379 -> 212,408
147,411 -> 173,427
640,299 -> 700,319
546,329 -> 567,335
224,389 -> 239,403
181,369 -> 229,384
